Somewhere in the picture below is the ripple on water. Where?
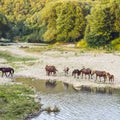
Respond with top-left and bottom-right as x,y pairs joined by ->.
15,78 -> 120,120
32,92 -> 120,120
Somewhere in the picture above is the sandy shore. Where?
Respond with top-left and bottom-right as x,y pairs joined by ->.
0,45 -> 120,89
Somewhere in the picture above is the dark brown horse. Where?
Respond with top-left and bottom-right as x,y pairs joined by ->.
72,69 -> 80,79
0,67 -> 14,77
63,67 -> 69,76
80,68 -> 92,79
45,65 -> 57,76
92,70 -> 107,82
107,72 -> 114,83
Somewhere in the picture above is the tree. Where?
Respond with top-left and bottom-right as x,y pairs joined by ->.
110,0 -> 120,38
0,14 -> 10,38
85,3 -> 113,47
39,0 -> 86,43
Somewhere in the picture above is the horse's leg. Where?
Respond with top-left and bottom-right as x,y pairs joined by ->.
7,72 -> 11,77
81,73 -> 83,79
5,72 -> 8,77
112,78 -> 114,83
87,74 -> 89,80
74,74 -> 76,78
99,76 -> 101,82
10,71 -> 13,77
65,72 -> 66,76
85,74 -> 86,79
91,75 -> 92,79
77,73 -> 79,79
104,77 -> 106,83
95,75 -> 97,81
54,71 -> 56,76
47,71 -> 49,76
89,74 -> 91,79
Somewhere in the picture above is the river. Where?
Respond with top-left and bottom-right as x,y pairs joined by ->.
15,78 -> 120,120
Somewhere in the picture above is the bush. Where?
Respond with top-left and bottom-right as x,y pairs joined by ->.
76,39 -> 87,48
111,38 -> 120,50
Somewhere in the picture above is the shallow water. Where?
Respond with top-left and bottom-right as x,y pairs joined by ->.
15,78 -> 120,120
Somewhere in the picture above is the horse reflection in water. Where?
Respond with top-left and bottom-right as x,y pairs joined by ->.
45,80 -> 57,88
0,67 -> 14,77
63,82 -> 69,89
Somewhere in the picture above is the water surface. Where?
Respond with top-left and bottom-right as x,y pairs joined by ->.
15,78 -> 120,120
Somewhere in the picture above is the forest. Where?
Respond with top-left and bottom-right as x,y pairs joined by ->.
0,0 -> 120,49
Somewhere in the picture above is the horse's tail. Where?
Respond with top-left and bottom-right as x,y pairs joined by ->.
55,68 -> 58,71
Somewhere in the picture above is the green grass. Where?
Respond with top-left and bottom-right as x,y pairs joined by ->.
0,50 -> 36,62
21,44 -> 113,54
21,46 -> 49,53
0,84 -> 41,120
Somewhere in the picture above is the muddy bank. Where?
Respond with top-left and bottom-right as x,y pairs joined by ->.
0,46 -> 120,91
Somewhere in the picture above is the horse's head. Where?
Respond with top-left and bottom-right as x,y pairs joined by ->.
0,67 -> 4,71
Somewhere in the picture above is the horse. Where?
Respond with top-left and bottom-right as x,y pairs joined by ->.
63,67 -> 69,76
72,69 -> 81,79
106,72 -> 114,83
92,70 -> 107,82
0,67 -> 14,77
45,65 -> 57,76
80,68 -> 92,79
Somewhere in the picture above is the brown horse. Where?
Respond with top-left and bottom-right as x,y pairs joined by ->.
80,68 -> 92,79
92,70 -> 107,82
63,67 -> 69,76
0,67 -> 14,77
72,69 -> 81,79
45,65 -> 57,76
107,72 -> 114,83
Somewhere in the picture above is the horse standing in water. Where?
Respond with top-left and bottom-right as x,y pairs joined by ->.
0,67 -> 14,77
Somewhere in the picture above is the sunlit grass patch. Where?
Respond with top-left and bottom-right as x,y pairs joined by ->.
21,46 -> 49,53
0,84 -> 41,120
0,50 -> 36,62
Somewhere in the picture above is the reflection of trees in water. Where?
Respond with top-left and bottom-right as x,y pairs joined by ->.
45,80 -> 57,88
63,82 -> 69,89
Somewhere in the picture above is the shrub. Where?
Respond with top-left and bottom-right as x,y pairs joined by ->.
76,39 -> 87,48
111,38 -> 120,50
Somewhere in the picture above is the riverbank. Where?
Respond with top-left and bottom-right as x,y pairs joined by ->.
0,45 -> 120,91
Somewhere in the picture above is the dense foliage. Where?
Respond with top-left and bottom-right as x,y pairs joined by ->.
0,0 -> 120,48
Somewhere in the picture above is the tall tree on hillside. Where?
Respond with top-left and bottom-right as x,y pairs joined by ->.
39,1 -> 86,43
110,0 -> 120,38
85,3 -> 113,47
0,14 -> 10,38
